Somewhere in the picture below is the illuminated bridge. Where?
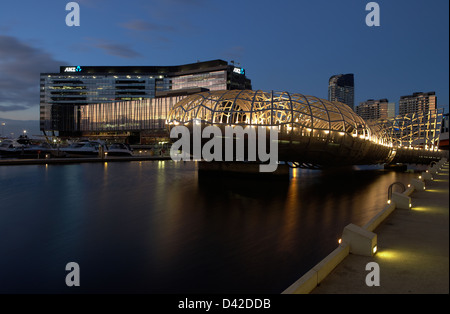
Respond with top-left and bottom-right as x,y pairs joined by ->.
166,90 -> 448,169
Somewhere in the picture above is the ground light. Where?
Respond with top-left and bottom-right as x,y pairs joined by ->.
376,250 -> 403,261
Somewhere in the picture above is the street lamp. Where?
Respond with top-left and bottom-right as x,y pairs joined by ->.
1,123 -> 5,137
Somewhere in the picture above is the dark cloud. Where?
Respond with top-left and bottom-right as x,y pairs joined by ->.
92,40 -> 143,59
120,19 -> 175,32
0,104 -> 30,112
0,35 -> 67,113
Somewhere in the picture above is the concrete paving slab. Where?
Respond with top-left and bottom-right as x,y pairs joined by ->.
311,163 -> 449,294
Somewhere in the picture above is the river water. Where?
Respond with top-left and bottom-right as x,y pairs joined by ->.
0,160 -> 419,293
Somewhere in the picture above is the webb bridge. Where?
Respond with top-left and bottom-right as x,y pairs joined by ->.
166,90 -> 448,169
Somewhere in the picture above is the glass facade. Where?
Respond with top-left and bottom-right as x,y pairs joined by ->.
77,96 -> 185,132
172,71 -> 227,91
328,74 -> 355,110
39,60 -> 252,138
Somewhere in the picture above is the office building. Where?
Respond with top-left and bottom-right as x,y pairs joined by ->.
398,92 -> 436,116
328,74 -> 355,110
439,113 -> 449,150
356,99 -> 395,121
40,60 -> 252,140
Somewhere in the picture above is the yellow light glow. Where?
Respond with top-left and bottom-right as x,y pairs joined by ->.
376,250 -> 401,260
412,206 -> 428,212
425,189 -> 444,193
372,245 -> 378,254
338,238 -> 342,244
387,200 -> 391,204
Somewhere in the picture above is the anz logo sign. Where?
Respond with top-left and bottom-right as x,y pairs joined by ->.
64,66 -> 82,73
233,67 -> 245,75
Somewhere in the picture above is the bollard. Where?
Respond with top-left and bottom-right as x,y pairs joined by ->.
429,166 -> 439,174
341,223 -> 377,256
410,178 -> 425,191
422,171 -> 433,181
392,191 -> 411,209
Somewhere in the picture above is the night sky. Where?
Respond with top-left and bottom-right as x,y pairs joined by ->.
0,0 -> 448,121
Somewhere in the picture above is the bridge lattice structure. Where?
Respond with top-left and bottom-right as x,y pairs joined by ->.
166,90 -> 447,169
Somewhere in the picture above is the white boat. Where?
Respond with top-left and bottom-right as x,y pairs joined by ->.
0,139 -> 26,157
106,143 -> 133,157
60,140 -> 107,158
21,142 -> 57,159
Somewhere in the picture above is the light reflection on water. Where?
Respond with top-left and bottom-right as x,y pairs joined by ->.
0,161 -> 417,293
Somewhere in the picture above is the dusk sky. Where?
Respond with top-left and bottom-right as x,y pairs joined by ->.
0,0 -> 448,121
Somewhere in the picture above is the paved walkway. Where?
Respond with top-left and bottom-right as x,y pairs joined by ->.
312,162 -> 449,294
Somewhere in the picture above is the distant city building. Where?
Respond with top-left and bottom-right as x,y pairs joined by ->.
398,91 -> 437,116
328,73 -> 355,110
356,99 -> 395,121
39,60 -> 252,141
439,113 -> 449,150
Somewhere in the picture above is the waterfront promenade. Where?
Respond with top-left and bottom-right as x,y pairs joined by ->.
311,161 -> 449,294
0,155 -> 171,166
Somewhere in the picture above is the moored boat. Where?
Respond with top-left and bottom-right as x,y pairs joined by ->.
60,140 -> 107,158
106,143 -> 133,157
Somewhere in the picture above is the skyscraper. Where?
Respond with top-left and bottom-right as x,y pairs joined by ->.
356,99 -> 395,121
328,74 -> 355,110
398,92 -> 437,116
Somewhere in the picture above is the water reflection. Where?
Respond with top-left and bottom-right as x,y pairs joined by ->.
0,161 -> 418,293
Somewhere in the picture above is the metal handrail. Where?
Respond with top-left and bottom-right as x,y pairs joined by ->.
387,182 -> 406,203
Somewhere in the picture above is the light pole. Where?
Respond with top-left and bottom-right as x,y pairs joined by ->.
1,123 -> 5,137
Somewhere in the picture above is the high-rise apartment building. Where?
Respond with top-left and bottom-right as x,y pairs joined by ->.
328,74 -> 354,110
398,92 -> 436,116
356,99 -> 395,121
